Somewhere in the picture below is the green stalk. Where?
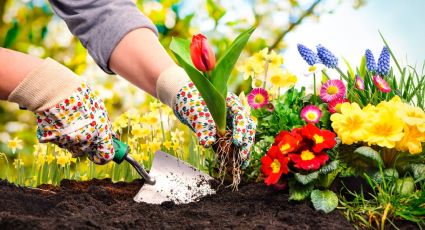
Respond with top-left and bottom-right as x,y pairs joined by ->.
313,73 -> 317,104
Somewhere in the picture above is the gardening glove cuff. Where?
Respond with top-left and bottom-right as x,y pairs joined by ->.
156,65 -> 190,108
8,58 -> 84,112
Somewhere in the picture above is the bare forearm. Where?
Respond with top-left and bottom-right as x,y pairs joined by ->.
109,28 -> 176,97
0,48 -> 43,100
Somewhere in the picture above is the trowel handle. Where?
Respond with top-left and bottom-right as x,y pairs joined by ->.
112,137 -> 156,185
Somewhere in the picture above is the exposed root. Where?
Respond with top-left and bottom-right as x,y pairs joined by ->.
214,132 -> 242,191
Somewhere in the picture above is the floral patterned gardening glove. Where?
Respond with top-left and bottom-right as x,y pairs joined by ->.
8,58 -> 115,165
173,82 -> 257,162
35,82 -> 115,164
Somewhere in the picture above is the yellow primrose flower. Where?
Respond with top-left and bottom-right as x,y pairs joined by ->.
330,103 -> 370,144
395,124 -> 425,154
8,137 -> 23,154
365,107 -> 404,148
13,158 -> 24,169
270,69 -> 297,88
267,50 -> 284,68
237,59 -> 264,80
252,48 -> 269,65
398,103 -> 425,132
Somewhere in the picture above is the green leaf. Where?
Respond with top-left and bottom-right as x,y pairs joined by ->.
371,168 -> 399,184
342,56 -> 355,79
310,190 -> 338,213
409,164 -> 425,180
288,181 -> 314,201
170,37 -> 227,132
294,172 -> 319,185
319,160 -> 339,174
354,146 -> 384,167
211,27 -> 255,97
359,55 -> 366,77
394,177 -> 415,195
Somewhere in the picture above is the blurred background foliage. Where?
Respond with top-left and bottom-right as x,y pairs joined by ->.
0,0 -> 364,183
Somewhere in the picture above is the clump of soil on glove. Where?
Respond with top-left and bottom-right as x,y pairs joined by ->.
0,179 -> 355,229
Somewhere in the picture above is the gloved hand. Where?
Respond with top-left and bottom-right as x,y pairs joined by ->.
8,58 -> 115,164
156,66 -> 256,162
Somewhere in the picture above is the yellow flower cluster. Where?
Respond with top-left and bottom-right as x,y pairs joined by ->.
331,96 -> 425,154
237,48 -> 297,90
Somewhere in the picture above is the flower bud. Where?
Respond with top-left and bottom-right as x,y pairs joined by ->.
190,34 -> 216,72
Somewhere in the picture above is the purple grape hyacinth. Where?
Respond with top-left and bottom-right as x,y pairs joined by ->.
365,49 -> 376,72
316,44 -> 338,68
297,44 -> 321,66
377,47 -> 390,76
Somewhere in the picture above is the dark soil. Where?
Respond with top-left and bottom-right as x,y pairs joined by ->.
0,179 -> 355,229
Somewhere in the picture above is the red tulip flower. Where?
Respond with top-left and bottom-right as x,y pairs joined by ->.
190,34 -> 216,72
261,146 -> 289,185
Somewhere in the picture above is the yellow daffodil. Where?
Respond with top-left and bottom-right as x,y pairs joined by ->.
146,112 -> 159,125
46,153 -> 55,164
131,153 -> 144,163
163,141 -> 172,150
171,130 -> 185,143
13,158 -> 24,169
330,102 -> 370,144
149,138 -> 161,152
149,100 -> 162,111
131,124 -> 151,139
56,153 -> 72,167
35,152 -> 46,165
8,137 -> 23,154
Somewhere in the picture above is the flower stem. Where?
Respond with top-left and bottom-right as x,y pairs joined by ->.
263,61 -> 269,89
313,73 -> 317,104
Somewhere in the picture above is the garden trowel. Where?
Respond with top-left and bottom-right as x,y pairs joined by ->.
112,137 -> 216,204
